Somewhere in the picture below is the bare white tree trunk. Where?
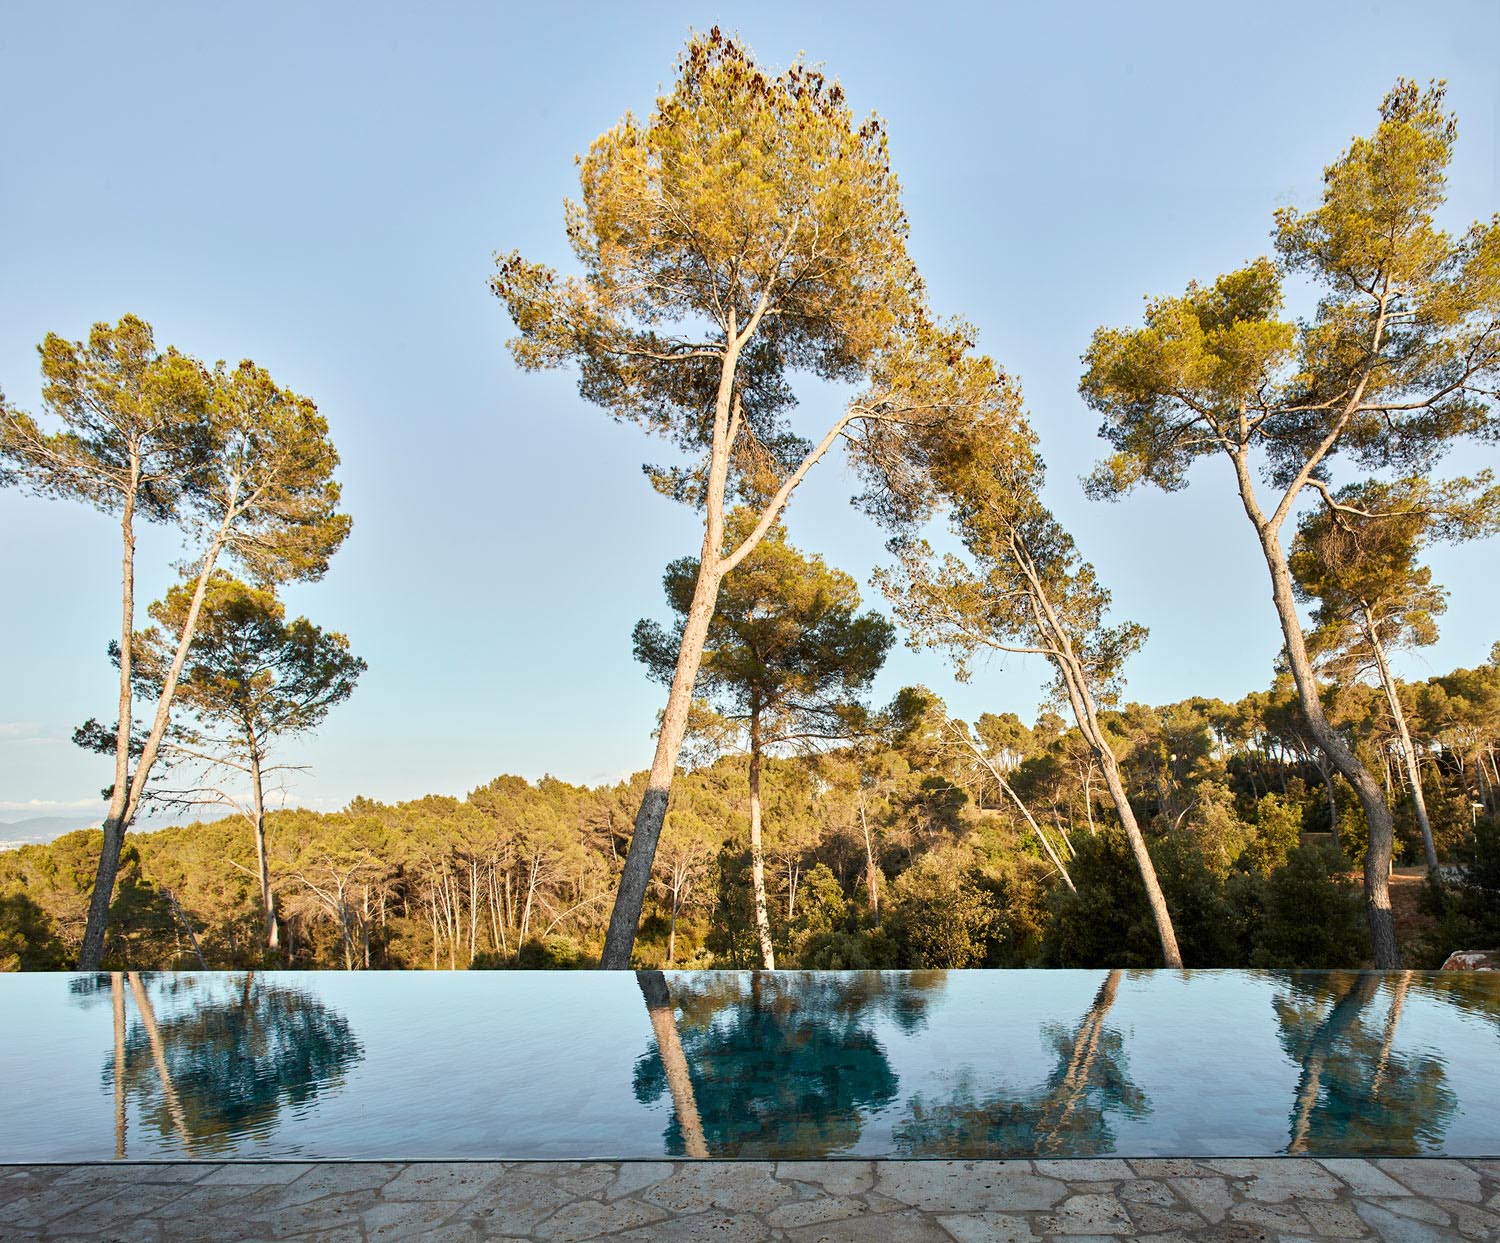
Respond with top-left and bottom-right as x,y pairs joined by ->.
747,709 -> 776,970
248,747 -> 279,952
1365,613 -> 1439,874
1237,461 -> 1400,967
857,792 -> 880,922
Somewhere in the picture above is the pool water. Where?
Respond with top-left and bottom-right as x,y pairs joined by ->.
1,969 -> 1496,1161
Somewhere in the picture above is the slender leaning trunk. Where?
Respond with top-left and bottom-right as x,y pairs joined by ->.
1097,747 -> 1182,968
600,338 -> 742,969
1366,615 -> 1439,874
248,747 -> 279,952
746,707 -> 776,970
1248,503 -> 1400,967
667,887 -> 678,966
80,489 -> 140,970
1021,543 -> 1181,967
857,793 -> 880,922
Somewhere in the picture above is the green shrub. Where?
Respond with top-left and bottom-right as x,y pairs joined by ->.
884,849 -> 1000,968
1251,844 -> 1366,968
470,935 -> 590,969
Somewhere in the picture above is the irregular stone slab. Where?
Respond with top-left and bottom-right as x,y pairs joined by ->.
765,1195 -> 868,1229
876,1162 -> 1067,1212
1033,1192 -> 1133,1234
256,1227 -> 366,1243
606,1161 -> 675,1200
1168,1177 -> 1234,1224
642,1163 -> 797,1214
51,1216 -> 165,1243
1125,1202 -> 1206,1233
1376,1159 -> 1484,1202
196,1163 -> 316,1186
1317,1159 -> 1412,1197
1297,1199 -> 1371,1237
397,1224 -> 495,1243
1356,1200 -> 1454,1243
362,1197 -> 466,1239
1225,1199 -> 1311,1232
614,1211 -> 771,1242
1033,1159 -> 1135,1182
1442,1198 -> 1500,1240
532,1195 -> 668,1241
1120,1178 -> 1180,1206
1203,1160 -> 1342,1202
935,1212 -> 1039,1242
1366,1196 -> 1452,1226
775,1160 -> 875,1196
783,1208 -> 953,1242
6,1158 -> 1497,1243
381,1163 -> 514,1202
52,1164 -> 211,1186
552,1164 -> 617,1198
460,1168 -> 581,1235
1127,1160 -> 1216,1178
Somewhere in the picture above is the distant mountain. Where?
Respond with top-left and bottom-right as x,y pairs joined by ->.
0,814 -> 101,851
0,807 -> 239,851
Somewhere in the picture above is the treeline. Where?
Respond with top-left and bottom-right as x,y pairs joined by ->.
4,657 -> 1497,972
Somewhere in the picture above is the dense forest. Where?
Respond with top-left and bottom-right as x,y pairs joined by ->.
2,34 -> 1498,972
4,659 -> 1498,972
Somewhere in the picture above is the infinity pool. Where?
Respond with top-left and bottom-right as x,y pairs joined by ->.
1,970 -> 1496,1161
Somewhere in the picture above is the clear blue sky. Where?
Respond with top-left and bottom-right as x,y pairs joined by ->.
2,1 -> 1497,821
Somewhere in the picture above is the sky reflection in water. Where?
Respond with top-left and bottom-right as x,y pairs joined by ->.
0,969 -> 1495,1161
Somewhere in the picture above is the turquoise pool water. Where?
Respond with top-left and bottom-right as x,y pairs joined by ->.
1,970 -> 1495,1161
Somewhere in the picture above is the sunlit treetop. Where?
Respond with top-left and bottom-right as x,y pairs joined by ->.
493,27 -> 1004,529
1081,80 -> 1500,507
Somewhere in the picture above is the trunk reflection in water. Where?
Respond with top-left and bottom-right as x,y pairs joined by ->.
894,969 -> 1146,1157
111,972 -> 126,1159
1277,971 -> 1456,1156
637,971 -> 708,1158
102,972 -> 362,1157
633,971 -> 934,1156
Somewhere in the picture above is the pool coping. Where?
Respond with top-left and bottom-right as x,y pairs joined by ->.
4,1157 -> 1498,1241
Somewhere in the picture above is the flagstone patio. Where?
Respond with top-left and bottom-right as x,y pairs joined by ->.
3,1158 -> 1497,1242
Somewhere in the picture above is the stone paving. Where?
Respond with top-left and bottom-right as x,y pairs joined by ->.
2,1158 -> 1498,1242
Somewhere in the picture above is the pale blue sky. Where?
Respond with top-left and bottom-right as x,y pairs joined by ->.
2,1 -> 1497,821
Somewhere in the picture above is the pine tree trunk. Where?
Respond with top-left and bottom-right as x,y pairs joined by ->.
1235,454 -> 1401,967
747,707 -> 776,970
667,888 -> 678,966
599,325 -> 763,969
79,491 -> 140,971
1366,615 -> 1439,874
1097,749 -> 1183,967
1020,543 -> 1181,967
857,793 -> 880,923
249,747 -> 279,952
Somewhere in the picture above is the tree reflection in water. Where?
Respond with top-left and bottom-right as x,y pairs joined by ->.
633,970 -> 937,1156
893,969 -> 1146,1157
1275,971 -> 1457,1155
101,972 -> 362,1156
